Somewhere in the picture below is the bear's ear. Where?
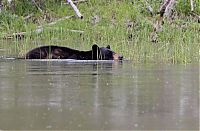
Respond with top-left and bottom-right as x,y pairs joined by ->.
106,45 -> 110,49
92,44 -> 98,50
92,44 -> 100,60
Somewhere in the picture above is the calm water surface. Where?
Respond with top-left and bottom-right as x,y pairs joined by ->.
0,59 -> 199,130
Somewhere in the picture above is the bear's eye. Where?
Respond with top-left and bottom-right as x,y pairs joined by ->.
104,51 -> 114,60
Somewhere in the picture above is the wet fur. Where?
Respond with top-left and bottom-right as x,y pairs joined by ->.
25,44 -> 122,60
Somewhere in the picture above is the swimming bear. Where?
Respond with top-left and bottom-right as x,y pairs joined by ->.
25,44 -> 123,60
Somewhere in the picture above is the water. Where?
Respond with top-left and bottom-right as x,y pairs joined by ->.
0,59 -> 199,130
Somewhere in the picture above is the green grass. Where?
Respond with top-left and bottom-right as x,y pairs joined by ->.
0,0 -> 199,63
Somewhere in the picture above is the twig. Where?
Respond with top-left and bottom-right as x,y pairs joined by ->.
31,0 -> 43,13
4,32 -> 26,39
73,0 -> 87,4
37,15 -> 74,28
191,12 -> 200,22
160,0 -> 177,18
46,27 -> 84,33
66,0 -> 83,19
2,15 -> 84,39
190,0 -> 194,12
24,13 -> 34,20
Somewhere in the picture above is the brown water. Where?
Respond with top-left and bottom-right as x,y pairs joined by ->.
0,59 -> 199,130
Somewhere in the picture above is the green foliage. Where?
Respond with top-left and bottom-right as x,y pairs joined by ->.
177,0 -> 191,14
0,11 -> 26,32
177,0 -> 200,14
15,0 -> 39,16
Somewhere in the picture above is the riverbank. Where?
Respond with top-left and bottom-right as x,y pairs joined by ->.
0,1 -> 199,63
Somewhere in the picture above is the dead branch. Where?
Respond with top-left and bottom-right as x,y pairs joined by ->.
159,0 -> 177,18
37,15 -> 74,29
151,0 -> 177,43
24,13 -> 34,21
31,0 -> 43,13
3,15 -> 84,39
191,12 -> 200,22
35,15 -> 74,33
66,0 -> 83,19
73,0 -> 87,4
46,27 -> 84,33
190,0 -> 194,12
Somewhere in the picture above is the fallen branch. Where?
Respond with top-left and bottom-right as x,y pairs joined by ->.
4,32 -> 26,39
3,15 -> 84,39
191,12 -> 200,22
151,0 -> 177,42
31,0 -> 43,13
24,13 -> 34,20
66,0 -> 83,19
159,0 -> 177,18
73,0 -> 87,4
37,15 -> 74,29
46,27 -> 84,33
190,0 -> 194,12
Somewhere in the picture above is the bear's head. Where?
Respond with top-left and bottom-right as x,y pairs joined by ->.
92,44 -> 123,60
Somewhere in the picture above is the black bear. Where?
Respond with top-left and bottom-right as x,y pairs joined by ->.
25,44 -> 123,60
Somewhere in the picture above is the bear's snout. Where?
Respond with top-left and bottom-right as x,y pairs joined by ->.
113,53 -> 123,60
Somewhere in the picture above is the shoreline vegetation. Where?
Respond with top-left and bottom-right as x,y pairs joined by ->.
0,0 -> 199,63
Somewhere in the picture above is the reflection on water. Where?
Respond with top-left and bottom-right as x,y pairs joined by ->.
0,59 -> 199,130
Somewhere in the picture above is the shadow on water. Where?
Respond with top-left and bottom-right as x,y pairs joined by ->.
0,59 -> 199,130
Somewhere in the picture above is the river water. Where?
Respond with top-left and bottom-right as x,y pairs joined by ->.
0,59 -> 199,130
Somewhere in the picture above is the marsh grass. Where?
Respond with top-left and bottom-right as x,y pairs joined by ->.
0,0 -> 199,63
